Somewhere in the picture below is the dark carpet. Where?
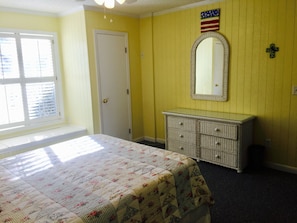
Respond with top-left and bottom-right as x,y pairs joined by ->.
199,161 -> 297,223
139,141 -> 297,223
138,140 -> 165,149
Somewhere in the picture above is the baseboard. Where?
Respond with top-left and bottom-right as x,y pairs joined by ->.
143,136 -> 157,142
133,136 -> 165,144
133,137 -> 145,143
144,136 -> 165,144
265,162 -> 297,175
156,138 -> 165,144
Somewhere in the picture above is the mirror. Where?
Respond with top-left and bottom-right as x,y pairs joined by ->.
191,32 -> 229,101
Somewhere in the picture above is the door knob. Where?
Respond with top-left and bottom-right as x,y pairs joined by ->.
102,98 -> 109,103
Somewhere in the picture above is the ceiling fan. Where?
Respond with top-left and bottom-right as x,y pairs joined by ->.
125,0 -> 138,3
94,0 -> 137,9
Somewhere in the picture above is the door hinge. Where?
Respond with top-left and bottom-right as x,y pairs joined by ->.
129,128 -> 131,134
126,89 -> 129,95
125,47 -> 127,53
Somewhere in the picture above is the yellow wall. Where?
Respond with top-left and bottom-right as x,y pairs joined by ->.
84,10 -> 143,139
140,17 -> 156,140
140,0 -> 297,167
59,11 -> 94,134
0,11 -> 59,31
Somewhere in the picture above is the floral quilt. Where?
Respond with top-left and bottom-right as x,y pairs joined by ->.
0,134 -> 213,223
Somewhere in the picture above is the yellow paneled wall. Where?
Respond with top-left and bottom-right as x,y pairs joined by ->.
140,0 -> 297,167
59,11 -> 94,134
0,11 -> 59,31
140,17 -> 156,140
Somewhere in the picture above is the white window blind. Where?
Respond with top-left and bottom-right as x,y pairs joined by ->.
0,31 -> 62,132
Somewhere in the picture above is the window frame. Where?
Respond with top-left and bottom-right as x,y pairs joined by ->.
0,28 -> 64,135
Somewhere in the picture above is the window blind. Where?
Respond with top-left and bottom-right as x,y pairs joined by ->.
0,31 -> 62,132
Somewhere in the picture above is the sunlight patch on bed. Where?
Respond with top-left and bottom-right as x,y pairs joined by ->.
48,136 -> 105,163
6,136 -> 105,178
6,149 -> 54,179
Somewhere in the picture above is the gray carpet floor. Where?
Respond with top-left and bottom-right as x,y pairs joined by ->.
198,161 -> 297,223
139,141 -> 297,223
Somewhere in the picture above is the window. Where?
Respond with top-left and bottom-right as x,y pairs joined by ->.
0,30 -> 63,133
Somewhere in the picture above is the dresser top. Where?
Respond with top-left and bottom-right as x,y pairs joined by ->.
162,108 -> 255,124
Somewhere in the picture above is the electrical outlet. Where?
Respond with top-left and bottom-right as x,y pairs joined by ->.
292,86 -> 297,95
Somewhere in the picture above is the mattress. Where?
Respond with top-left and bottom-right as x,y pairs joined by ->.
0,134 -> 213,222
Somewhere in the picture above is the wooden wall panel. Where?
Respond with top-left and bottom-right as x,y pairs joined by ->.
60,12 -> 94,134
140,17 -> 155,140
287,0 -> 297,166
145,0 -> 297,168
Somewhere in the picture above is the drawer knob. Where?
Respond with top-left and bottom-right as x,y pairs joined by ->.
215,141 -> 221,146
215,154 -> 221,159
179,134 -> 184,138
179,122 -> 183,126
179,146 -> 184,150
214,128 -> 220,132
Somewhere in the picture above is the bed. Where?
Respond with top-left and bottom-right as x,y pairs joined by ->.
0,134 -> 213,223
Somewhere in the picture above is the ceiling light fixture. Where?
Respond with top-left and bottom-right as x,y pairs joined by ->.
94,0 -> 126,9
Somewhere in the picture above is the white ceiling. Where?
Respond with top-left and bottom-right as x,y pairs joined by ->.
0,0 -> 217,17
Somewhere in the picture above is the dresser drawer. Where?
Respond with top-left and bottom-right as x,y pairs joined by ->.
201,148 -> 237,167
168,128 -> 196,144
167,116 -> 196,132
168,140 -> 196,157
163,108 -> 255,173
200,135 -> 237,154
200,121 -> 237,140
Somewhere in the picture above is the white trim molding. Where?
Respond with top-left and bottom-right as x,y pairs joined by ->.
265,162 -> 297,175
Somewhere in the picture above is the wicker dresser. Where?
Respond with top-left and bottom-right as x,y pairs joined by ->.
163,108 -> 255,173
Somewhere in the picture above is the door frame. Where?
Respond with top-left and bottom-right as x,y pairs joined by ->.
94,29 -> 132,140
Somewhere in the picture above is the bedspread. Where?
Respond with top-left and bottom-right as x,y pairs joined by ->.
0,134 -> 213,223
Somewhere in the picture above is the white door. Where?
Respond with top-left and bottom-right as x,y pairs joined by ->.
94,30 -> 132,140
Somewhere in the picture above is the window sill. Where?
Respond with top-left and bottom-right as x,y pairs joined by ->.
0,125 -> 87,158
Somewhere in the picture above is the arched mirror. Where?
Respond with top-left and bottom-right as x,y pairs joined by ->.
191,32 -> 229,101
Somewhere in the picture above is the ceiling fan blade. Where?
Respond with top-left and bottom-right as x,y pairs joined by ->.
94,0 -> 105,5
125,0 -> 137,4
116,0 -> 126,4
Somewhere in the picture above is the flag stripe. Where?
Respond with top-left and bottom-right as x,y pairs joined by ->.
201,19 -> 219,25
201,22 -> 220,27
201,19 -> 219,32
201,27 -> 220,32
201,25 -> 220,30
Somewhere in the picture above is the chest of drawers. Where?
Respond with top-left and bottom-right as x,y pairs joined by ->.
163,108 -> 255,173
167,116 -> 197,157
